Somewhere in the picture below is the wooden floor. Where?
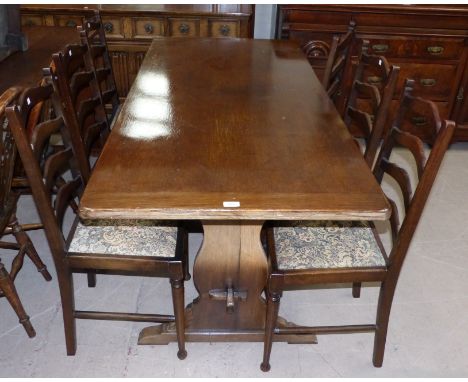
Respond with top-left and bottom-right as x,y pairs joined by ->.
1,144 -> 468,377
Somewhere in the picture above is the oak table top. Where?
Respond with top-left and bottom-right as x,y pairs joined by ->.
79,38 -> 390,222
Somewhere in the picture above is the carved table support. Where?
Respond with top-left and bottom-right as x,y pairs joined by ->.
138,220 -> 317,344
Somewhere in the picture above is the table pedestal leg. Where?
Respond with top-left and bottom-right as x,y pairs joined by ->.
138,220 -> 317,344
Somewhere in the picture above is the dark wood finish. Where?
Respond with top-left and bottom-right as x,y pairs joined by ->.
320,20 -> 355,116
79,39 -> 390,221
47,42 -> 108,183
0,87 -> 52,338
20,4 -> 254,99
78,38 -> 390,344
344,41 -> 400,168
260,80 -> 456,372
277,4 -> 468,142
78,11 -> 121,125
6,84 -> 188,359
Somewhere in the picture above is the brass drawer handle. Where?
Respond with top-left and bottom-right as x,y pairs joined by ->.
103,22 -> 114,33
178,23 -> 190,34
219,24 -> 231,36
367,76 -> 383,85
411,116 -> 428,126
420,78 -> 436,87
371,44 -> 389,53
144,23 -> 154,34
427,46 -> 444,55
66,20 -> 77,28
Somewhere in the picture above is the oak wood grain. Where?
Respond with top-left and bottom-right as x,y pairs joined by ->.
79,38 -> 390,221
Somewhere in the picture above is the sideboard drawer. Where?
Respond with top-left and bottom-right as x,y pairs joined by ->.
53,14 -> 83,28
363,62 -> 459,101
21,14 -> 44,27
100,16 -> 124,39
169,18 -> 200,37
366,38 -> 465,60
132,17 -> 165,39
209,20 -> 239,38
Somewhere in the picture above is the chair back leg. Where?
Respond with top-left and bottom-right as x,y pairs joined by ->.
0,261 -> 36,337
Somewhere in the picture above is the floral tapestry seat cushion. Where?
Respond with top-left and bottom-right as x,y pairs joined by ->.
68,220 -> 178,257
273,221 -> 386,270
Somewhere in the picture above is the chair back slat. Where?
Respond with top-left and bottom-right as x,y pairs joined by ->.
7,86 -> 84,263
392,128 -> 427,179
30,116 -> 63,162
78,11 -> 120,123
43,147 -> 74,194
380,158 -> 412,211
372,79 -> 455,269
344,41 -> 400,168
55,176 -> 81,231
48,42 -> 109,184
321,20 -> 356,111
347,106 -> 373,138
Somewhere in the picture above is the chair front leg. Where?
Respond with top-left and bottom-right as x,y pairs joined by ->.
261,290 -> 281,372
170,277 -> 187,360
373,279 -> 397,367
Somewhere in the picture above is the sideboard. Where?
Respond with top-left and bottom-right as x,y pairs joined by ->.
20,4 -> 253,99
277,5 -> 468,143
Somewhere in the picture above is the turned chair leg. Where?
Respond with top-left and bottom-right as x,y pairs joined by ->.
170,278 -> 187,360
261,291 -> 281,372
0,261 -> 36,338
352,282 -> 361,298
373,280 -> 397,367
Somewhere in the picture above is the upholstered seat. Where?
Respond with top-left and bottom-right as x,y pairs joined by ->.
69,221 -> 178,257
273,221 -> 386,270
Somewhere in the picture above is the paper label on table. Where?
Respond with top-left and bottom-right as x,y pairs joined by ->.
223,201 -> 240,208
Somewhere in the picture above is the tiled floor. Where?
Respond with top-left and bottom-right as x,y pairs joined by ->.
1,143 -> 468,377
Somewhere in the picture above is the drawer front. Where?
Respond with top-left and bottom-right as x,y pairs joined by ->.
366,38 -> 465,60
21,14 -> 44,27
132,17 -> 165,39
363,62 -> 458,101
209,20 -> 239,38
53,15 -> 84,28
169,18 -> 200,37
100,17 -> 124,39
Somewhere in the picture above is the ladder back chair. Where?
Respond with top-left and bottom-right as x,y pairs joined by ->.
344,42 -> 400,298
321,20 -> 356,116
344,41 -> 400,169
6,84 -> 188,360
0,87 -> 52,338
78,11 -> 120,127
46,43 -> 109,185
260,79 -> 456,372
